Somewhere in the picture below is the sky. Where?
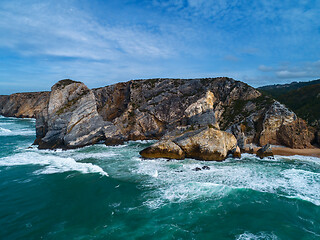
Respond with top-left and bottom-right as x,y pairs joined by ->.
0,0 -> 319,94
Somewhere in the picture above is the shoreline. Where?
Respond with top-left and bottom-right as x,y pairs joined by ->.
244,146 -> 320,158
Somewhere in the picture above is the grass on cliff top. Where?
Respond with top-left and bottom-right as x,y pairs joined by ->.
55,79 -> 82,88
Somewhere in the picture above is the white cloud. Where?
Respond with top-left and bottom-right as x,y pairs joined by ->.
0,1 -> 174,61
258,60 -> 320,80
258,65 -> 273,72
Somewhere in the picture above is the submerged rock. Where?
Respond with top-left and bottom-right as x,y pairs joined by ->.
256,144 -> 274,159
193,167 -> 202,171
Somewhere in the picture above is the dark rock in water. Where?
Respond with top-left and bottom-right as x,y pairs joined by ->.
248,144 -> 254,154
230,146 -> 241,158
256,144 -> 274,159
202,166 -> 210,170
193,167 -> 202,171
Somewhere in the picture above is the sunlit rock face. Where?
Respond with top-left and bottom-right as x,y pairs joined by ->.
35,80 -> 119,149
140,127 -> 237,161
0,92 -> 49,118
1,77 -> 315,150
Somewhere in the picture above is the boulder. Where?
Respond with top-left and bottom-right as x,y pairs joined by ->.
140,127 -> 237,161
140,140 -> 185,160
256,144 -> 274,159
173,127 -> 237,161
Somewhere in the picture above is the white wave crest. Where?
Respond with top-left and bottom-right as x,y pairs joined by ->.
0,126 -> 34,136
0,152 -> 108,176
236,232 -> 279,240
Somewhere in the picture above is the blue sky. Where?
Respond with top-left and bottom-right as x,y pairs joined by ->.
0,0 -> 319,94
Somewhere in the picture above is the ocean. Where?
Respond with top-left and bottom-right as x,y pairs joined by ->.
0,116 -> 320,240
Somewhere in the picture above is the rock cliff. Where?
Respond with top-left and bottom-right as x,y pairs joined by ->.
34,80 -> 120,149
0,77 -> 316,151
0,92 -> 49,118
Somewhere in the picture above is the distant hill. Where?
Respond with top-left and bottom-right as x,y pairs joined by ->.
258,79 -> 320,129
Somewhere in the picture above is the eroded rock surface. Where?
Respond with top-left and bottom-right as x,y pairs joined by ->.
35,80 -> 119,149
0,92 -> 49,118
140,127 -> 237,161
140,140 -> 185,160
1,77 -> 316,150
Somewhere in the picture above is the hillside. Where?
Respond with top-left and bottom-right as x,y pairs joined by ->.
258,79 -> 320,129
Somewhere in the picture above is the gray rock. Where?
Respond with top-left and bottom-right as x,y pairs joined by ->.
36,80 -> 119,149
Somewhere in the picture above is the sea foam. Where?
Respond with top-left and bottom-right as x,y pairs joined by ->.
133,155 -> 320,208
0,152 -> 108,176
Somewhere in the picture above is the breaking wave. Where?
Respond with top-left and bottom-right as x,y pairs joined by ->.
0,152 -> 108,176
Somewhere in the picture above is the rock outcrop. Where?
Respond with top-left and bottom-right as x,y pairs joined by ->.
35,80 -> 120,149
140,127 -> 237,161
1,77 -> 317,151
277,118 -> 314,148
0,92 -> 49,118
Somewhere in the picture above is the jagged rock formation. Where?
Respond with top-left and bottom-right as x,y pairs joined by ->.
140,127 -> 237,161
0,77 -> 316,151
0,92 -> 49,118
34,80 -> 120,149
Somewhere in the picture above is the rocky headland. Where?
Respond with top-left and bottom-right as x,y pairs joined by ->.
0,77 -> 318,160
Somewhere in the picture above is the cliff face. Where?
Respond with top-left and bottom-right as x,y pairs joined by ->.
0,92 -> 49,118
0,77 -> 315,149
35,80 -> 120,149
259,79 -> 320,130
93,77 -> 313,148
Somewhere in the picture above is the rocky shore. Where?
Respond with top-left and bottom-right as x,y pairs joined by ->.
0,77 -> 319,161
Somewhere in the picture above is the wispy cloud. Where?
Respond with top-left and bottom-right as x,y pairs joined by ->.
257,60 -> 320,81
0,0 -> 319,93
0,1 -> 173,60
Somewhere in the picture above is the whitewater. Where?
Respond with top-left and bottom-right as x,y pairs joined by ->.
0,116 -> 320,240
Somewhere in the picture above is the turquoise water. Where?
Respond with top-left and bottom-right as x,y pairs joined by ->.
0,116 -> 320,240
